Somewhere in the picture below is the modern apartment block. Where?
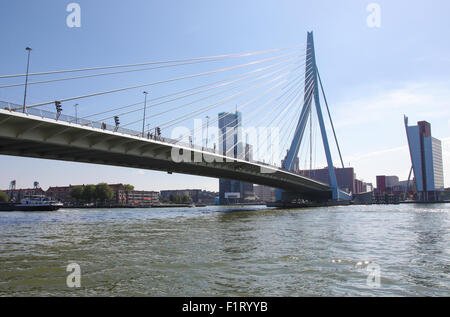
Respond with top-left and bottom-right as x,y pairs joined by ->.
404,117 -> 445,201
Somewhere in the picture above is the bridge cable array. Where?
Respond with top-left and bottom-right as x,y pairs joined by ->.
0,41 -> 342,170
8,49 -> 309,111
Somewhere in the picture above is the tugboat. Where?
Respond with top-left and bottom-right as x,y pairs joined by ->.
0,195 -> 63,211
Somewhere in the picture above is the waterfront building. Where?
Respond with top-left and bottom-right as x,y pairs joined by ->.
375,176 -> 413,195
376,176 -> 399,194
125,190 -> 160,206
299,167 -> 362,194
404,117 -> 445,201
298,167 -> 369,195
46,186 -> 73,203
3,187 -> 46,202
160,189 -> 217,205
254,185 -> 276,202
354,179 -> 368,194
47,184 -> 159,205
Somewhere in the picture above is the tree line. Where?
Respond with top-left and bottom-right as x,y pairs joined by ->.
165,194 -> 192,203
0,190 -> 8,203
69,183 -> 127,203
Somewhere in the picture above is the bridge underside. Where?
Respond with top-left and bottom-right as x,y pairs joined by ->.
0,110 -> 332,201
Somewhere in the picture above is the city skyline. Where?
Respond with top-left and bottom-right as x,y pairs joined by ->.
1,0 -> 449,191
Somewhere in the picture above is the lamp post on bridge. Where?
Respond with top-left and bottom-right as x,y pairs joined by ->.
22,47 -> 32,113
73,103 -> 78,124
205,115 -> 210,148
142,91 -> 148,137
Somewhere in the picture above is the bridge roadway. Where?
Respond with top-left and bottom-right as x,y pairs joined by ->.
0,107 -> 332,201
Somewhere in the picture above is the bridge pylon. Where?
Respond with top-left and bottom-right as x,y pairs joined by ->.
276,32 -> 349,203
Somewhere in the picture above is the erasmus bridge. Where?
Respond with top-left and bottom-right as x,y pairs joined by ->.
0,32 -> 351,203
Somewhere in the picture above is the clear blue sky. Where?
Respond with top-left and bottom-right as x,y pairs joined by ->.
0,0 -> 449,191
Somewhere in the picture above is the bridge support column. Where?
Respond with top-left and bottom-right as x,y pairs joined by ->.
276,31 -> 340,202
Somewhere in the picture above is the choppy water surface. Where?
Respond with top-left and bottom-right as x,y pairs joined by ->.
0,204 -> 449,296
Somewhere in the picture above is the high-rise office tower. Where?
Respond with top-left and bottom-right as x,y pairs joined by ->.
218,111 -> 253,204
405,117 -> 444,201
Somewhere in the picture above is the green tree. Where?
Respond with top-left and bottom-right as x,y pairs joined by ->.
95,183 -> 114,203
182,194 -> 191,203
70,186 -> 84,202
82,185 -> 97,203
123,184 -> 134,191
0,190 -> 8,202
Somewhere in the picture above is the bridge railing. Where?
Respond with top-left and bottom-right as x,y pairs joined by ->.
1,101 -> 265,164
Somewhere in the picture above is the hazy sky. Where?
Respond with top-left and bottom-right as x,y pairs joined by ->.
0,0 -> 449,191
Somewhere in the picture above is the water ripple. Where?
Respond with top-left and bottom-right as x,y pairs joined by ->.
0,204 -> 449,296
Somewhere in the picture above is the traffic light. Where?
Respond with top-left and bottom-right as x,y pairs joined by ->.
114,116 -> 120,131
55,101 -> 62,120
156,127 -> 161,136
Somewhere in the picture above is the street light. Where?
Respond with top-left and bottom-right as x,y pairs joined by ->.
142,91 -> 148,137
73,103 -> 79,124
205,115 -> 210,148
23,47 -> 32,113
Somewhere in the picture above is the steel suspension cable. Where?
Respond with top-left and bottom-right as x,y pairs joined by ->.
120,60 -> 298,129
0,58 -> 251,89
0,44 -> 309,79
80,57 -> 299,120
172,75 -> 290,148
277,76 -> 316,163
159,71 -> 291,132
12,50 -> 303,111
161,69 -> 293,139
229,72 -> 310,160
174,57 -> 313,141
141,57 -> 309,134
208,61 -> 314,160
96,56 -> 300,125
251,71 -> 316,162
185,62 -> 311,153
0,51 -> 310,89
279,87 -> 315,166
316,66 -> 345,169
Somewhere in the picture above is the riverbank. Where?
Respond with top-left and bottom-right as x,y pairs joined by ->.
60,203 -> 206,209
400,200 -> 450,204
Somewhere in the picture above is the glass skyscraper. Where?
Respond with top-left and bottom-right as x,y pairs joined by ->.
218,111 -> 253,204
405,117 -> 444,201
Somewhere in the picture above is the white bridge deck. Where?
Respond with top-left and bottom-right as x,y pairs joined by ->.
0,107 -> 332,201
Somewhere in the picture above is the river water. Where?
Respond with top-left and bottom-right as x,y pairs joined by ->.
0,204 -> 449,296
